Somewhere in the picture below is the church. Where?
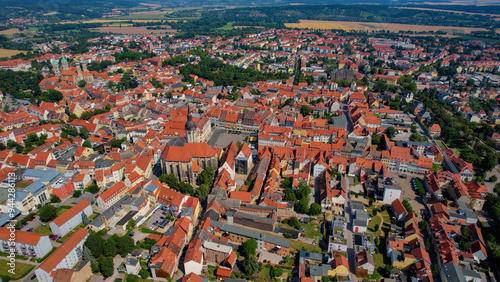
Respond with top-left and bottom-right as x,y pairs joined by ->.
160,107 -> 219,185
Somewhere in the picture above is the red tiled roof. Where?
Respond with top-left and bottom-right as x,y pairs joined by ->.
51,199 -> 91,227
37,229 -> 88,273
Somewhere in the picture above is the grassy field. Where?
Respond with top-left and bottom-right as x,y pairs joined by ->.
396,7 -> 500,19
216,22 -> 234,30
0,49 -> 26,58
0,260 -> 34,280
92,26 -> 176,34
289,239 -> 321,253
56,208 -> 69,217
0,28 -> 22,36
34,224 -> 52,235
285,20 -> 487,34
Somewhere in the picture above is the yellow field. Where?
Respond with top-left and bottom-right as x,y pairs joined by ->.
64,19 -> 164,24
285,20 -> 352,30
0,49 -> 26,58
43,11 -> 58,16
0,28 -> 22,36
285,20 -> 487,34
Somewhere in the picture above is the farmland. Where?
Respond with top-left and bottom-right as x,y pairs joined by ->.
396,7 -> 500,20
285,20 -> 488,34
0,49 -> 26,58
0,28 -> 22,36
92,26 -> 176,35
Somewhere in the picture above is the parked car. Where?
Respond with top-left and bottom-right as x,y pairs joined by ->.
28,217 -> 34,221
27,228 -> 34,232
129,232 -> 135,237
95,194 -> 100,198
31,274 -> 36,280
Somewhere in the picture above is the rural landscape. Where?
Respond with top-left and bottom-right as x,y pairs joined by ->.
0,1 -> 499,282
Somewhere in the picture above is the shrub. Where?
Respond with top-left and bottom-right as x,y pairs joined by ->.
490,175 -> 498,183
283,233 -> 292,239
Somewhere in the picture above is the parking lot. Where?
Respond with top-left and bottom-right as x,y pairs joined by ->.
145,208 -> 171,230
208,128 -> 249,148
389,170 -> 428,219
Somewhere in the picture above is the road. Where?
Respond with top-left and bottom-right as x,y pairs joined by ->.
343,174 -> 357,282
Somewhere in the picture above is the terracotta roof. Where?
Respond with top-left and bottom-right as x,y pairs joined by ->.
37,228 -> 88,273
0,227 -> 46,246
51,199 -> 91,227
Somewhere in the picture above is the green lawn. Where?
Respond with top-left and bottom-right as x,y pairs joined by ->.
256,266 -> 271,280
279,221 -> 321,239
0,260 -> 34,280
290,240 -> 321,253
56,208 -> 68,217
34,224 -> 52,235
216,22 -> 234,30
374,253 -> 385,266
368,216 -> 381,232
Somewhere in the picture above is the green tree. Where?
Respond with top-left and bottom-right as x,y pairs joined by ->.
242,238 -> 257,256
372,131 -> 381,145
431,264 -> 439,276
139,269 -> 150,279
87,183 -> 99,194
300,105 -> 313,116
115,235 -> 135,257
98,256 -> 114,277
127,218 -> 136,230
103,237 -> 117,257
296,197 -> 310,214
309,203 -> 321,215
159,173 -> 179,189
198,167 -> 215,186
39,205 -> 58,222
283,188 -> 297,203
82,212 -> 90,225
82,245 -> 95,262
386,126 -> 395,138
282,177 -> 292,188
72,190 -> 82,198
82,140 -> 92,148
84,233 -> 105,258
269,266 -> 283,279
296,181 -> 311,200
490,175 -> 498,183
50,195 -> 61,203
242,256 -> 259,276
78,80 -> 87,88
195,183 -> 210,200
288,217 -> 300,229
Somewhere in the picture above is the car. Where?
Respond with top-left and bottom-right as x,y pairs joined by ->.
300,228 -> 306,232
152,222 -> 158,225
31,274 -> 36,280
28,217 -> 34,221
129,232 -> 135,237
160,216 -> 165,219
103,278 -> 107,281
27,228 -> 34,232
95,194 -> 100,198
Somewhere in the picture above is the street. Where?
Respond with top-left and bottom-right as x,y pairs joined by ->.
343,174 -> 357,282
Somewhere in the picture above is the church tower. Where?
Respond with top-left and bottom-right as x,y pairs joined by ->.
185,105 -> 198,143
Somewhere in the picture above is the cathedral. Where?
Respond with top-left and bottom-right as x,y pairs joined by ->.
160,106 -> 219,185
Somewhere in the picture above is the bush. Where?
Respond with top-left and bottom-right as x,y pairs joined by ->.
490,175 -> 498,183
73,190 -> 82,198
283,233 -> 292,239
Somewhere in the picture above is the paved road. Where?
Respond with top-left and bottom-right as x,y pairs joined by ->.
343,175 -> 357,282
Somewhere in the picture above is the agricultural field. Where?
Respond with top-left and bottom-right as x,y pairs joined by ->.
0,28 -> 22,36
0,49 -> 26,58
396,7 -> 500,19
92,26 -> 176,34
285,20 -> 488,34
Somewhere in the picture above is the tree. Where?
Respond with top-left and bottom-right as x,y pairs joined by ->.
84,233 -> 105,258
300,105 -> 313,116
82,245 -> 95,262
282,177 -> 292,188
309,203 -> 321,215
103,237 -> 117,257
195,183 -> 210,200
139,269 -> 150,279
296,181 -> 311,200
98,256 -> 114,277
242,238 -> 257,256
82,140 -> 92,148
431,264 -> 439,276
372,131 -> 381,145
269,266 -> 283,279
288,217 -> 300,229
87,183 -> 99,194
127,218 -> 136,230
490,175 -> 498,183
39,205 -> 58,222
82,212 -> 90,225
386,126 -> 395,138
296,197 -> 310,214
283,188 -> 297,203
115,235 -> 135,257
198,167 -> 215,186
73,190 -> 82,198
242,256 -> 259,276
50,195 -> 61,203
78,80 -> 87,88
159,173 -> 179,188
